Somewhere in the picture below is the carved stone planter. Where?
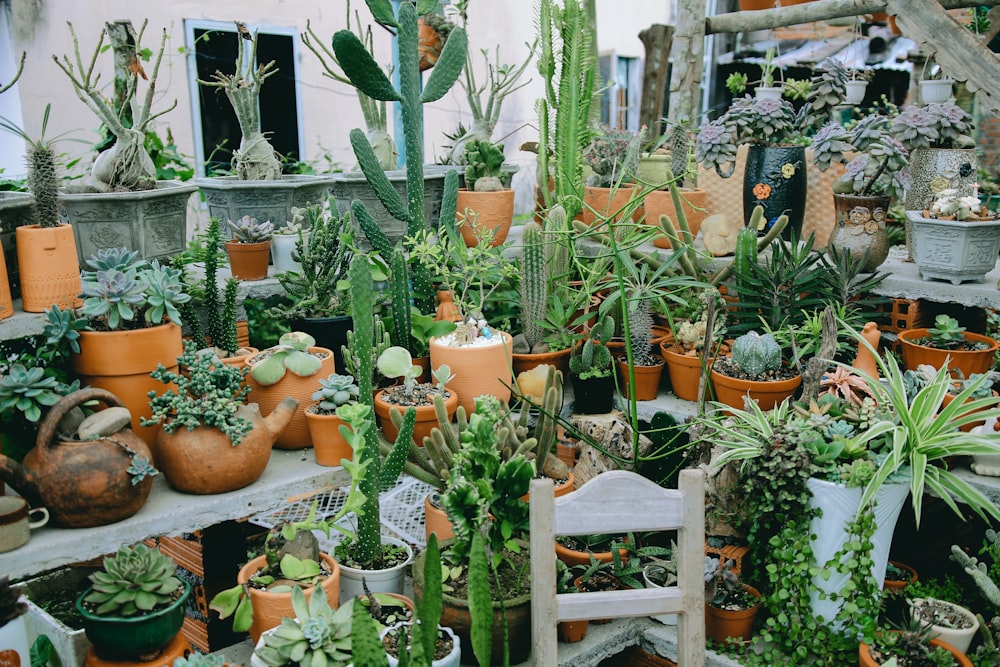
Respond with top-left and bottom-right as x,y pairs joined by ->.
906,210 -> 1000,284
194,175 -> 333,231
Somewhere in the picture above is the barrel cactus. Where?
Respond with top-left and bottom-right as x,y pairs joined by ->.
731,331 -> 781,378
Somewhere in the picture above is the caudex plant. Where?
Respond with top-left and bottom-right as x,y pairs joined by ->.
54,20 -> 174,192
197,21 -> 282,180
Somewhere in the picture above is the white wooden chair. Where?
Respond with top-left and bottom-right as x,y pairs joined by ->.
529,468 -> 706,666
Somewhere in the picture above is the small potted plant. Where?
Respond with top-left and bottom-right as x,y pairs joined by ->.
270,211 -> 310,274
918,54 -> 955,105
305,373 -> 360,466
568,316 -> 616,414
226,215 -> 274,281
898,314 -> 1000,380
374,346 -> 458,445
860,616 -> 972,666
710,330 -> 802,411
143,340 -> 298,494
704,557 -> 761,645
581,124 -> 645,226
428,315 -> 513,416
456,139 -> 513,247
75,545 -> 190,660
250,585 -> 353,667
905,189 -> 1000,284
909,597 -> 979,654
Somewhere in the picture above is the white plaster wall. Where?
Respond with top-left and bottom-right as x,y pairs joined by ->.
4,0 -> 673,212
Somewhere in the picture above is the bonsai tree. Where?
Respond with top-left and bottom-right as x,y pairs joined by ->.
197,21 -> 282,180
54,21 -> 174,192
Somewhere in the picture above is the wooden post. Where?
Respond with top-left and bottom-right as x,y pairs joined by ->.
669,0 -> 707,128
639,24 -> 674,137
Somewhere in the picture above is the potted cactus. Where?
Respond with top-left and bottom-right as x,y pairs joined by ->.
710,330 -> 802,411
581,124 -> 645,227
569,316 -> 616,414
455,139 -> 513,247
305,373 -> 360,467
75,545 -> 190,660
225,215 -> 274,281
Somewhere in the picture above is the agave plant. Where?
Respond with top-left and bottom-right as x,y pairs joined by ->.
83,545 -> 183,617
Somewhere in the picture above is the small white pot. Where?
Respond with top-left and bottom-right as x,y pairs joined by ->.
642,563 -> 678,625
337,536 -> 413,604
844,80 -> 869,105
910,597 -> 979,654
270,230 -> 309,274
754,86 -> 783,101
380,622 -> 461,667
920,79 -> 954,104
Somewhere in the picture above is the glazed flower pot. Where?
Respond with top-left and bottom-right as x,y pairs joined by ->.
643,188 -> 708,249
920,79 -> 954,104
905,210 -> 1000,284
337,536 -> 413,605
304,409 -> 351,466
743,145 -> 806,240
910,597 -> 979,654
616,354 -> 665,401
76,580 -> 191,660
225,240 -> 271,281
374,386 -> 458,446
829,194 -> 891,272
661,343 -> 708,402
15,224 -> 82,312
239,553 -> 341,644
710,366 -> 802,412
859,635 -> 972,667
897,328 -> 1000,378
455,188 -> 515,247
429,331 -> 512,415
705,584 -> 761,643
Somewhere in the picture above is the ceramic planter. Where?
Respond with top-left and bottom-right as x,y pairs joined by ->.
829,194 -> 891,271
271,230 -> 309,274
905,210 -> 1000,284
616,354 -> 665,401
844,80 -> 869,105
905,148 -> 977,212
0,237 -> 13,320
337,536 -> 413,605
429,332 -> 512,415
382,622 -> 461,666
76,580 -> 190,660
920,79 -> 954,104
59,180 -> 197,261
226,240 -> 271,281
642,564 -> 678,625
570,373 -> 615,414
705,584 -> 761,643
557,619 -> 589,643
897,328 -> 999,378
22,567 -> 93,667
194,175 -> 333,234
71,323 -> 184,448
15,224 -> 81,312
424,493 -> 455,542
643,188 -> 708,249
661,343 -> 708,402
743,145 -> 806,240
710,366 -> 802,412
290,315 -> 353,376
859,635 -> 972,667
374,386 -> 458,446
754,86 -> 783,101
455,188 -> 515,246
305,409 -> 351,466
910,597 -> 979,654
0,191 -> 35,301
239,553 -> 341,644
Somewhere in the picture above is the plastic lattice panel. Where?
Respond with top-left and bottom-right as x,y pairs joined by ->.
250,475 -> 435,550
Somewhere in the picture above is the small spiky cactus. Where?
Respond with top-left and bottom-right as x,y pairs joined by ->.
520,221 -> 547,350
542,205 -> 569,291
27,134 -> 60,228
627,301 -> 655,365
731,331 -> 781,378
668,120 -> 693,188
217,278 -> 240,354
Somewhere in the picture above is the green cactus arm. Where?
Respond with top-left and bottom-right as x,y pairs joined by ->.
413,533 -> 443,663
379,406 -> 416,492
468,531 -> 493,665
440,169 -> 459,229
520,221 -> 547,348
350,129 -> 409,221
420,26 -> 468,104
351,599 -> 390,666
709,213 -> 788,286
535,368 -> 563,472
667,175 -> 694,247
355,200 -> 394,258
657,217 -> 701,279
951,545 -> 1000,608
390,245 -> 413,350
331,30 -> 400,101
363,0 -> 399,28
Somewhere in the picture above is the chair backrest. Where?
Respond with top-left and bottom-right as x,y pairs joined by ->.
529,468 -> 706,666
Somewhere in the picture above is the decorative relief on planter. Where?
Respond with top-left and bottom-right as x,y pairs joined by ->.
907,211 -> 1000,284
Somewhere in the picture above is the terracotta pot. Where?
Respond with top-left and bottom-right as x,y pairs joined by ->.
0,239 -> 13,320
897,329 -> 999,379
374,387 -> 458,445
456,189 -> 515,247
417,17 -> 444,71
429,332 -> 513,415
305,409 -> 352,466
644,188 -> 708,248
155,398 -> 297,494
521,470 -> 575,502
226,240 -> 271,281
556,442 -> 577,468
859,635 -> 972,667
705,585 -> 761,644
511,346 -> 572,378
15,224 -> 81,312
555,539 -> 630,569
72,323 -> 184,450
424,494 -> 455,542
616,354 -> 665,401
557,619 -> 589,643
0,388 -> 154,527
942,391 -> 1000,433
829,194 -> 891,272
582,185 -> 641,227
246,346 -> 336,449
711,366 -> 802,412
239,553 -> 341,644
661,344 -> 707,402
883,560 -> 918,592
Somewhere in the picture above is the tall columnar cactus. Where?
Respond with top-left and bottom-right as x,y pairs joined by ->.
27,124 -> 60,228
732,215 -> 760,308
333,0 -> 467,239
390,244 -> 412,351
627,301 -> 654,363
542,204 -> 569,290
520,221 -> 548,350
731,331 -> 781,378
668,120 -> 693,188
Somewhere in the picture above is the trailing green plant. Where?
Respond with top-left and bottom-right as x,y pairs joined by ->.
569,316 -> 614,379
253,585 -> 353,667
143,339 -> 253,445
249,331 -> 324,386
197,22 -> 282,180
82,545 -> 182,617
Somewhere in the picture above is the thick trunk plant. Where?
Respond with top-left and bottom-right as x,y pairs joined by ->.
54,21 -> 174,192
197,22 -> 282,181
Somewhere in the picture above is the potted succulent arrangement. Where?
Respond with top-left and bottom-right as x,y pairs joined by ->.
905,189 -> 1000,284
251,585 -> 352,667
809,113 -> 910,271
305,373 -> 360,467
76,545 -> 191,660
898,314 -> 1000,379
374,346 -> 458,446
52,21 -> 197,262
71,247 -> 190,446
710,330 -> 802,411
704,557 -> 761,644
581,124 -> 645,226
143,340 -> 298,494
194,22 -> 332,226
860,617 -> 972,666
428,315 -> 513,416
455,139 -> 513,247
909,597 -> 980,654
226,215 -> 274,281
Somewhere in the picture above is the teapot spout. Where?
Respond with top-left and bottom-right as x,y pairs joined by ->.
0,453 -> 43,507
264,396 -> 300,443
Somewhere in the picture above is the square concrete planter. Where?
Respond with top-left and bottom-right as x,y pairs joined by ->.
906,210 -> 1000,284
0,191 -> 34,300
194,174 -> 334,232
59,180 -> 198,261
21,566 -> 96,667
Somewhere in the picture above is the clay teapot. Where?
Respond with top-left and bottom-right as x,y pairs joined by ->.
155,396 -> 299,494
0,388 -> 155,528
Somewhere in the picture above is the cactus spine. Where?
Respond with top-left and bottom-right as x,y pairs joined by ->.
542,204 -> 570,292
520,221 -> 548,350
733,217 -> 759,308
731,331 -> 781,378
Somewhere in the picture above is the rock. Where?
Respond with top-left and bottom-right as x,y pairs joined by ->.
511,333 -> 530,354
571,412 -> 653,487
77,407 -> 133,440
57,406 -> 87,438
701,213 -> 741,257
541,453 -> 570,480
276,529 -> 320,563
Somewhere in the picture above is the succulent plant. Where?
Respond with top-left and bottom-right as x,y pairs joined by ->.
464,139 -> 505,192
0,363 -> 65,423
172,654 -> 227,667
731,330 -> 782,378
890,102 -> 976,150
228,215 -> 275,243
811,116 -> 910,199
926,314 -> 968,349
569,316 -> 615,379
83,545 -> 182,617
250,331 -> 324,386
583,124 -> 645,188
311,373 -> 360,413
253,585 -> 353,667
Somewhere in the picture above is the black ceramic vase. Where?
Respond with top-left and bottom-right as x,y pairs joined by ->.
743,145 -> 807,239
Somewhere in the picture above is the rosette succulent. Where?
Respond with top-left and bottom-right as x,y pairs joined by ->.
227,215 -> 275,243
311,373 -> 360,414
890,102 -> 976,150
253,585 -> 352,667
811,115 -> 910,199
83,545 -> 182,617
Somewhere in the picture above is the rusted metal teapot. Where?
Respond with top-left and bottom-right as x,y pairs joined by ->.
0,388 -> 155,527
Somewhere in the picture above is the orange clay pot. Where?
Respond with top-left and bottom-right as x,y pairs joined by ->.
429,332 -> 513,415
661,343 -> 707,402
456,189 -> 515,247
511,346 -> 572,378
374,386 -> 458,446
225,240 -> 270,281
711,365 -> 802,412
643,188 -> 708,248
425,494 -> 455,543
883,560 -> 918,593
15,224 -> 82,312
860,635 -> 970,667
616,354 -> 665,401
305,409 -> 352,466
0,239 -> 13,320
581,185 -> 641,227
705,585 -> 761,644
898,328 -> 999,379
558,619 -> 589,643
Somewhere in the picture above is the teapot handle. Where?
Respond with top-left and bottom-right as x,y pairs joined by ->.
34,388 -> 129,460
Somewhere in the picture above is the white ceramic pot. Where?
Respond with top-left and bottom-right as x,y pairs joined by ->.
920,79 -> 954,104
271,230 -> 309,274
337,536 -> 413,604
0,613 -> 31,667
381,622 -> 461,667
910,597 -> 979,654
642,564 -> 677,625
971,417 -> 1000,475
754,86 -> 783,100
844,80 -> 868,105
